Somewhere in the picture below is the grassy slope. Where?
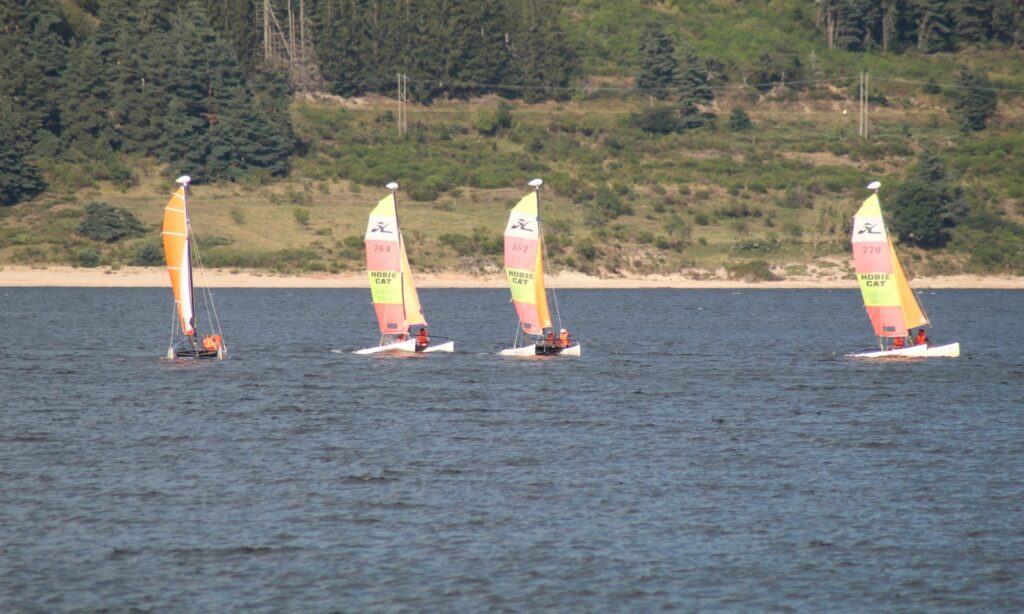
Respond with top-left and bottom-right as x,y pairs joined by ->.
3,1 -> 1024,278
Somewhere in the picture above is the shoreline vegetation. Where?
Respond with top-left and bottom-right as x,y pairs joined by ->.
1,266 -> 1021,290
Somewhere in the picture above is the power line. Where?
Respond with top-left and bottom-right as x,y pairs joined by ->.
312,72 -> 1024,97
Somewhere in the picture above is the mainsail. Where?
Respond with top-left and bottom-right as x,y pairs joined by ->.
162,177 -> 195,337
504,189 -> 552,336
851,191 -> 928,338
365,190 -> 425,334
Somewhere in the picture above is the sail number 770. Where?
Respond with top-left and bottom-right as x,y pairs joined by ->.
860,246 -> 881,254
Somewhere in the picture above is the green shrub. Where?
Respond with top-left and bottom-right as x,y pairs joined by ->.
408,185 -> 440,202
293,208 -> 310,226
77,247 -> 101,268
728,107 -> 752,131
132,241 -> 164,266
725,260 -> 780,281
77,202 -> 146,243
630,106 -> 680,135
575,237 -> 598,261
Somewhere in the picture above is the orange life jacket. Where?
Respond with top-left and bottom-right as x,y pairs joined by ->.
417,331 -> 428,346
892,337 -> 905,349
560,331 -> 570,347
916,332 -> 928,345
202,335 -> 215,350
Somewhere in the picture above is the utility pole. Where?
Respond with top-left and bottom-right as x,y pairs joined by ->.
397,73 -> 408,137
859,71 -> 869,139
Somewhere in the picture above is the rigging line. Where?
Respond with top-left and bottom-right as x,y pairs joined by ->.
536,188 -> 563,332
169,303 -> 178,350
189,224 -> 223,337
542,229 -> 563,332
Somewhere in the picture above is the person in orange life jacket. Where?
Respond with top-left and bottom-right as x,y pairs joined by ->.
202,334 -> 222,351
416,327 -> 428,350
559,328 -> 570,347
891,336 -> 905,350
915,328 -> 929,346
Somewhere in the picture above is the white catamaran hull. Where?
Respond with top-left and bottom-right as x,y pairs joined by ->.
423,341 -> 454,353
499,343 -> 581,357
849,342 -> 960,359
355,339 -> 454,355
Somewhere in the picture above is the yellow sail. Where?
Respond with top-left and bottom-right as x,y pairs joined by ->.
889,236 -> 929,330
161,185 -> 194,336
400,237 -> 425,328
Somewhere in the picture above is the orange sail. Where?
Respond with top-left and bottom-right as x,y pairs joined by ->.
162,180 -> 195,336
851,192 -> 928,337
504,189 -> 552,336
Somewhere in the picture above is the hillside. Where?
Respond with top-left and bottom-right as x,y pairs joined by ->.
3,0 -> 1024,280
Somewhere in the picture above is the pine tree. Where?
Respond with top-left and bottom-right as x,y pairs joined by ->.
446,0 -> 512,99
952,0 -> 994,44
314,0 -> 374,96
0,101 -> 46,206
506,0 -> 579,103
60,39 -> 111,151
950,66 -> 998,131
890,149 -> 964,248
991,0 -> 1024,47
637,20 -> 677,99
158,9 -> 293,181
913,0 -> 954,52
200,0 -> 257,72
676,45 -> 715,129
0,0 -> 69,156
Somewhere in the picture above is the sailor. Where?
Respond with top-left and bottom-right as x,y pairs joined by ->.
546,330 -> 556,348
891,336 -> 905,350
559,328 -> 570,348
202,334 -> 217,350
915,328 -> 929,346
416,327 -> 428,351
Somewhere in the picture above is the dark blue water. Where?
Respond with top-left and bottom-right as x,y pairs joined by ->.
1,288 -> 1022,611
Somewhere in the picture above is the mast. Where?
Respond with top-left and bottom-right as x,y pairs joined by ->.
178,175 -> 197,338
388,181 -> 404,326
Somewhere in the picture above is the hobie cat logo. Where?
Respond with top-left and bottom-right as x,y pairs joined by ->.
858,222 -> 881,235
371,221 -> 393,234
510,218 -> 533,232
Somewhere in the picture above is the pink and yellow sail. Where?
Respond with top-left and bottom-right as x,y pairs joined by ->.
364,191 -> 425,335
504,189 -> 552,336
162,178 -> 195,337
851,191 -> 928,338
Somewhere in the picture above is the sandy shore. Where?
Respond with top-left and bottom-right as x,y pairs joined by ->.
1,266 -> 1022,289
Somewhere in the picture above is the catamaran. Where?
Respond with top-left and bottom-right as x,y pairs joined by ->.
162,175 -> 226,360
355,182 -> 453,355
500,179 -> 580,357
848,181 -> 960,358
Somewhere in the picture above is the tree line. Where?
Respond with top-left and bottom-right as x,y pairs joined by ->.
0,0 -> 580,206
816,0 -> 1023,53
